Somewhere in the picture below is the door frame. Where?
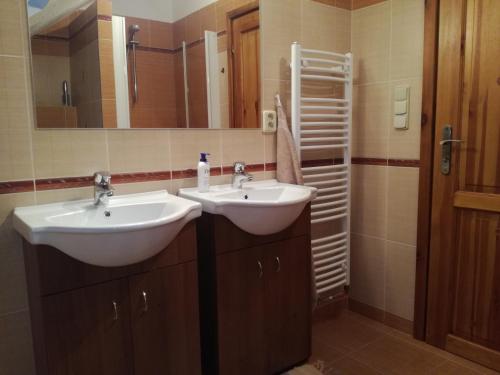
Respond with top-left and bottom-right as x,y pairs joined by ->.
226,1 -> 260,128
413,0 -> 440,341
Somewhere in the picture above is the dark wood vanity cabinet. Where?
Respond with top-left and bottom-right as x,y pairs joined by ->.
24,222 -> 201,375
198,205 -> 312,375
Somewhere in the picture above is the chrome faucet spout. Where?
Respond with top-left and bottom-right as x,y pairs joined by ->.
231,162 -> 253,189
93,171 -> 114,205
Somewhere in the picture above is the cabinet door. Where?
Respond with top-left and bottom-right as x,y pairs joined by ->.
265,236 -> 311,374
42,280 -> 133,375
217,247 -> 267,375
129,262 -> 201,375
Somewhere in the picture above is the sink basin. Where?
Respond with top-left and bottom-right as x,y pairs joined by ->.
13,191 -> 202,267
179,179 -> 316,235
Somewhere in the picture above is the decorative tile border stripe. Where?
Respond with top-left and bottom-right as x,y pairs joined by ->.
0,181 -> 35,194
352,157 -> 387,166
352,157 -> 420,167
265,162 -> 277,171
112,171 -> 172,184
36,176 -> 94,191
0,158 -> 420,194
388,159 -> 421,168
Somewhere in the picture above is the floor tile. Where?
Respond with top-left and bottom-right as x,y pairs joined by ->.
349,335 -> 446,374
313,312 -> 385,354
326,356 -> 382,375
429,361 -> 482,375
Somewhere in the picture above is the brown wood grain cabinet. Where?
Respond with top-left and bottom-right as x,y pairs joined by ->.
24,221 -> 201,375
198,205 -> 312,375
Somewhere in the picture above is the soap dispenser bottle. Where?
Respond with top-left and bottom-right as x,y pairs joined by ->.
197,153 -> 210,192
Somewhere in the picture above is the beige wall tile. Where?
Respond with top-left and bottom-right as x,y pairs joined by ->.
387,78 -> 422,160
351,164 -> 387,238
352,83 -> 390,158
351,1 -> 390,85
35,187 -> 93,204
260,0 -> 301,81
221,129 -> 265,166
385,241 -> 416,321
264,133 -> 277,164
262,79 -> 290,114
301,0 -> 351,53
386,166 -> 419,245
112,180 -> 171,196
107,130 -> 170,173
0,192 -> 35,315
0,0 -> 24,57
350,233 -> 386,310
0,128 -> 34,181
169,130 -> 222,170
390,0 -> 424,80
0,310 -> 35,375
33,129 -> 109,178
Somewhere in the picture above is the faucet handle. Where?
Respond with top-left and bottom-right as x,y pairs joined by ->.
233,162 -> 246,174
94,171 -> 112,186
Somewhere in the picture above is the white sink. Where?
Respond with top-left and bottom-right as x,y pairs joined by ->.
179,180 -> 316,235
13,191 -> 202,267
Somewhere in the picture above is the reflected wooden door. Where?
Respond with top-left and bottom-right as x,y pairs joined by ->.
426,0 -> 500,371
228,6 -> 260,128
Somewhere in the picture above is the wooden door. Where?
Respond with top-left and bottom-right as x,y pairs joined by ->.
228,7 -> 260,128
217,246 -> 266,375
42,280 -> 133,375
265,237 -> 312,374
129,263 -> 201,375
426,0 -> 500,371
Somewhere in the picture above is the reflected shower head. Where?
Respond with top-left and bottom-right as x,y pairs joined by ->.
128,24 -> 140,43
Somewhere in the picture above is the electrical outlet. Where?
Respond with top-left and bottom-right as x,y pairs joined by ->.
262,110 -> 277,133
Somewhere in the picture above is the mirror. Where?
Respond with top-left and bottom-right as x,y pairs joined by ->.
27,0 -> 261,129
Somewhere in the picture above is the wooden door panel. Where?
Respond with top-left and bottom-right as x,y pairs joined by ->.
217,247 -> 266,375
453,210 -> 500,351
427,0 -> 500,370
129,263 -> 201,375
265,236 -> 311,374
461,0 -> 500,193
229,8 -> 260,128
42,280 -> 133,375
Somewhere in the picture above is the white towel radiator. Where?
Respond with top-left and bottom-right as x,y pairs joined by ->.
291,42 -> 352,300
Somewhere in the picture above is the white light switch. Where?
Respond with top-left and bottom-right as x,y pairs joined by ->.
393,86 -> 410,130
262,110 -> 277,133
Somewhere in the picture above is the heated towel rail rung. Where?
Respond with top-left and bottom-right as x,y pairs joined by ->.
302,98 -> 348,104
302,164 -> 348,172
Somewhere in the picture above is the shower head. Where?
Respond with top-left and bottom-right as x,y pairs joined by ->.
128,24 -> 140,43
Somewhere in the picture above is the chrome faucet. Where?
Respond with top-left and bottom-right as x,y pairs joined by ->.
94,171 -> 114,205
232,162 -> 253,189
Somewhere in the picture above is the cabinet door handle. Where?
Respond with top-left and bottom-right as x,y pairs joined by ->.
142,291 -> 148,312
112,301 -> 118,321
274,256 -> 281,272
257,261 -> 263,278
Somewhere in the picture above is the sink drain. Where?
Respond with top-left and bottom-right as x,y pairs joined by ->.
104,210 -> 111,217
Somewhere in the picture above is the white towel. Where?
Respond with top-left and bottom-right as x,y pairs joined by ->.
275,94 -> 318,310
275,94 -> 304,185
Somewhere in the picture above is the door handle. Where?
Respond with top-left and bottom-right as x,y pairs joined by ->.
142,291 -> 148,313
257,261 -> 263,279
441,125 -> 463,175
274,256 -> 281,273
112,301 -> 118,321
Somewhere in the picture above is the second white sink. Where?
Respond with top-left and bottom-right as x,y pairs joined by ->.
179,179 -> 316,235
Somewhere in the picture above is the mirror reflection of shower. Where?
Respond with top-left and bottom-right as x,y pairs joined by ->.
127,24 -> 140,102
